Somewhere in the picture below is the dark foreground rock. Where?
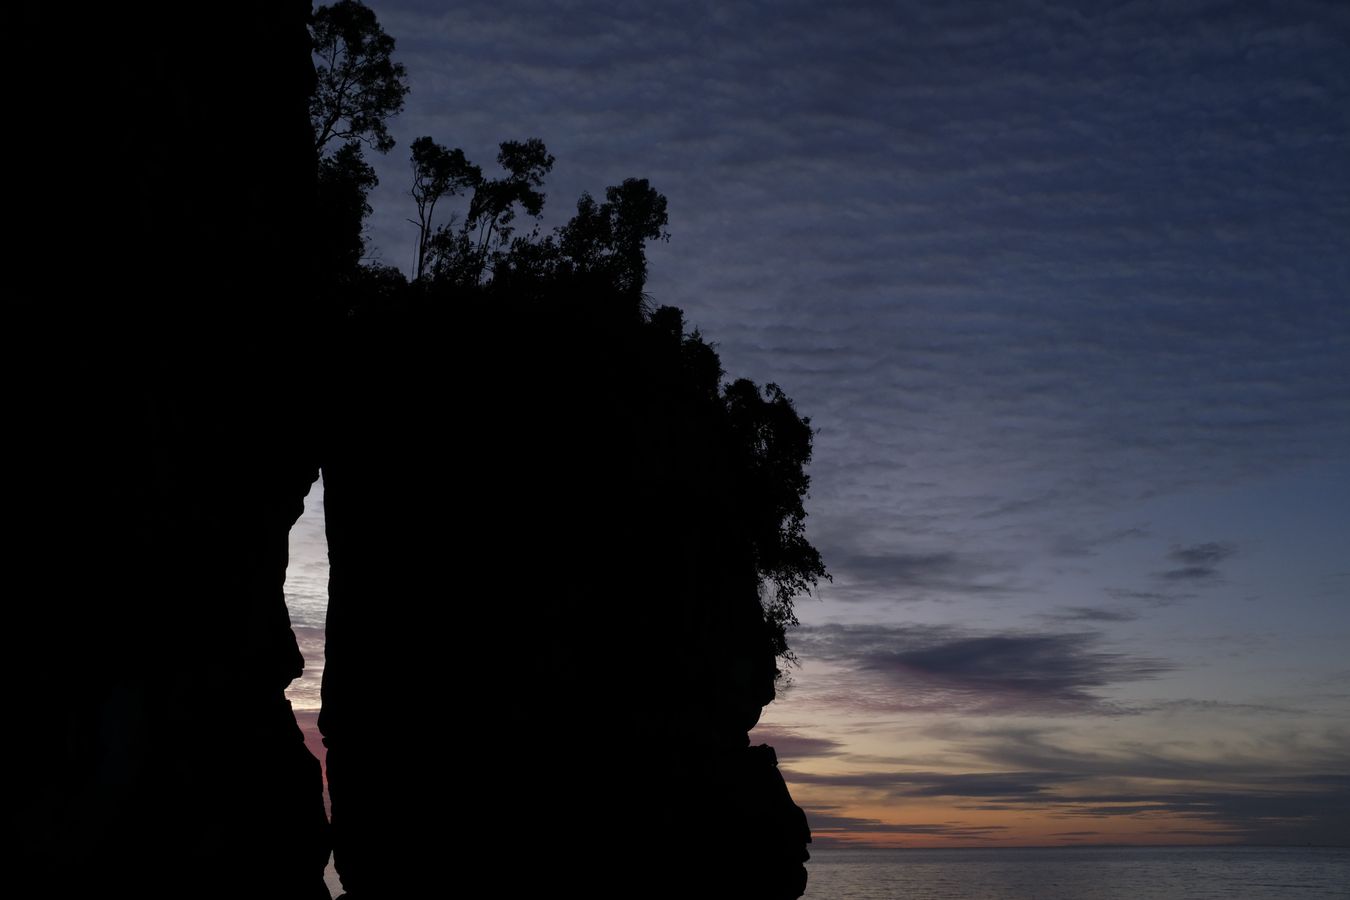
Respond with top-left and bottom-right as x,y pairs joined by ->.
11,3 -> 329,897
319,289 -> 811,897
10,3 -> 810,897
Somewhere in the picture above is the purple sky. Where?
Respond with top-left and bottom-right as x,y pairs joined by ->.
287,0 -> 1350,847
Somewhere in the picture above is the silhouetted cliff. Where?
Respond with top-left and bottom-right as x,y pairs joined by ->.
321,283 -> 810,896
11,3 -> 328,897
10,4 -> 809,897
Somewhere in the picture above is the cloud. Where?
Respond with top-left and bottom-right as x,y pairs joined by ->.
789,723 -> 1350,844
784,768 -> 1071,801
284,625 -> 326,712
1141,698 -> 1298,716
937,720 -> 1350,783
1167,543 -> 1237,566
292,709 -> 328,784
802,806 -> 1008,843
1157,566 -> 1217,583
747,725 -> 845,762
823,550 -> 1019,601
1104,588 -> 1194,607
1154,541 -> 1238,582
1109,541 -> 1241,604
1050,784 -> 1350,844
1045,607 -> 1140,623
1049,527 -> 1151,559
793,624 -> 1171,715
284,475 -> 329,630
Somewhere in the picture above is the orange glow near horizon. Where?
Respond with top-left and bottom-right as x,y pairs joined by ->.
795,792 -> 1245,849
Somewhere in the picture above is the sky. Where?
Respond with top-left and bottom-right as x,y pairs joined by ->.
286,0 -> 1350,848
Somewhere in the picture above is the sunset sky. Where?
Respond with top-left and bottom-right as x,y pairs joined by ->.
286,0 -> 1349,847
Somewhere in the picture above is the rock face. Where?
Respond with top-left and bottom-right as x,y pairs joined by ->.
12,3 -> 329,897
320,295 -> 811,897
11,4 -> 809,897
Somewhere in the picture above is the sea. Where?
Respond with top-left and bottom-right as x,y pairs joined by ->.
318,845 -> 1349,897
799,846 -> 1350,899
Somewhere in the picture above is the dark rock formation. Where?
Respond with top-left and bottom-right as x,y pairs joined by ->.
319,291 -> 810,897
11,3 -> 329,897
10,3 -> 809,897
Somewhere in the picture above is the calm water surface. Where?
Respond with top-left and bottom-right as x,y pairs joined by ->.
803,846 -> 1350,900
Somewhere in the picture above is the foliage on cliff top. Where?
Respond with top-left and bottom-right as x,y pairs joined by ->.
310,1 -> 826,670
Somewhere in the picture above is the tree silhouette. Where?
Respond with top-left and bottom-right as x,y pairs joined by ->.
409,136 -> 480,280
721,378 -> 827,663
392,128 -> 824,661
317,141 -> 378,275
310,0 -> 410,155
311,1 -> 411,277
406,137 -> 676,297
555,178 -> 670,295
411,137 -> 557,285
467,139 -> 555,254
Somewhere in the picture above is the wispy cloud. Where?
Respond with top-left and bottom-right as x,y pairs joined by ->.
1141,698 -> 1299,716
823,549 -> 1020,602
284,625 -> 326,711
1049,527 -> 1151,559
1156,541 -> 1238,582
1045,607 -> 1141,623
786,722 -> 1350,843
929,720 -> 1350,785
1051,783 -> 1350,844
1104,588 -> 1195,607
1144,542 -> 1236,585
794,624 -> 1171,715
1168,543 -> 1238,567
748,725 -> 845,762
784,768 -> 1073,799
802,806 -> 1009,844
